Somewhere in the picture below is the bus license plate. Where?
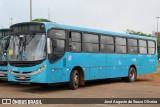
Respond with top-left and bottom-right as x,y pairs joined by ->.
0,73 -> 4,76
19,76 -> 25,80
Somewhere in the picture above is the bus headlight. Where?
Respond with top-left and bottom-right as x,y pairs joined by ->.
8,69 -> 12,73
31,65 -> 46,75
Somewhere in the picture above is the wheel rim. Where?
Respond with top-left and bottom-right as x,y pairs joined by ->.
74,72 -> 79,86
129,69 -> 135,80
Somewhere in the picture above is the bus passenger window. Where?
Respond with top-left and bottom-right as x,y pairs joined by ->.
148,41 -> 155,54
100,35 -> 114,53
82,33 -> 99,52
128,39 -> 138,54
115,37 -> 126,54
139,40 -> 147,54
70,32 -> 81,52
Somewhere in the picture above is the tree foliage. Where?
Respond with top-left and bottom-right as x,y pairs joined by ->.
125,29 -> 151,37
32,18 -> 52,22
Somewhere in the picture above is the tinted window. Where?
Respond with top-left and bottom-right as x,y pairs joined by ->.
139,47 -> 147,54
101,44 -> 114,53
148,41 -> 155,54
49,29 -> 65,39
148,41 -> 155,47
139,40 -> 147,47
116,37 -> 126,45
53,40 -> 65,54
139,40 -> 147,54
128,39 -> 137,46
92,44 -> 99,52
148,48 -> 155,54
128,46 -> 138,54
70,42 -> 81,52
101,35 -> 114,44
83,33 -> 98,43
115,37 -> 126,53
116,46 -> 126,53
71,32 -> 81,42
83,43 -> 99,52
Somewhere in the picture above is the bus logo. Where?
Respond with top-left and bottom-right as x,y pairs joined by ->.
68,55 -> 72,61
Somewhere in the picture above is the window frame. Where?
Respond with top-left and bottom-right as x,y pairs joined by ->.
127,38 -> 138,54
115,36 -> 127,54
47,28 -> 68,63
138,39 -> 148,55
69,31 -> 82,52
148,40 -> 156,55
100,35 -> 115,53
82,32 -> 100,53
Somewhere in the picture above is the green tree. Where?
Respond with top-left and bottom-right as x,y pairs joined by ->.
32,18 -> 52,22
125,29 -> 151,37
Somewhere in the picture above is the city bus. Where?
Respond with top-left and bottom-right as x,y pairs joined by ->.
0,29 -> 10,80
7,22 -> 158,89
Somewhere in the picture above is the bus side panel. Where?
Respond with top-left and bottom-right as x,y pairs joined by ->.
89,53 -> 106,80
121,55 -> 136,77
48,59 -> 63,83
136,55 -> 157,75
106,54 -> 123,78
64,52 -> 90,81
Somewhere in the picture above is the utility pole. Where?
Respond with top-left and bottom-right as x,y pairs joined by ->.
30,0 -> 32,21
156,17 -> 160,37
10,18 -> 13,26
48,8 -> 50,21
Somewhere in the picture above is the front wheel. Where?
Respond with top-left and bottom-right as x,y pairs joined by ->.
69,69 -> 79,90
122,67 -> 137,82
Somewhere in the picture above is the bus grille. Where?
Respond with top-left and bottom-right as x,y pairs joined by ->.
12,71 -> 32,75
0,70 -> 8,78
14,76 -> 31,81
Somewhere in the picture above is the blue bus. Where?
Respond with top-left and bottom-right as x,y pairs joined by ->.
0,29 -> 10,80
8,22 -> 158,89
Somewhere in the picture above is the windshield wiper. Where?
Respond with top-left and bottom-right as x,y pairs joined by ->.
25,35 -> 35,45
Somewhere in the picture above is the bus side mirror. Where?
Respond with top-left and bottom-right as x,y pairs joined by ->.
47,38 -> 52,54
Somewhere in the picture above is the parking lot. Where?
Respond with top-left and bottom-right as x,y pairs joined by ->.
0,69 -> 160,107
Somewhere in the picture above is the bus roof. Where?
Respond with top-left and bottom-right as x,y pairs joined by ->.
0,28 -> 10,31
44,22 -> 156,41
11,22 -> 157,41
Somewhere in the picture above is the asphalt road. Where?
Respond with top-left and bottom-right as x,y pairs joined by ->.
0,77 -> 160,107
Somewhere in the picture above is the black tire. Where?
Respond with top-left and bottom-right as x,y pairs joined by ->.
69,69 -> 79,90
122,67 -> 137,82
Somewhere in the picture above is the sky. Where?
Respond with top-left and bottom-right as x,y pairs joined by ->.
0,0 -> 160,34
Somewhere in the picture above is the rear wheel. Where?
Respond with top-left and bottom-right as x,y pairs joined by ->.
69,69 -> 79,90
122,67 -> 137,82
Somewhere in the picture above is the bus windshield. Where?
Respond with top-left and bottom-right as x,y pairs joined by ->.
0,39 -> 3,60
8,34 -> 46,61
0,37 -> 10,61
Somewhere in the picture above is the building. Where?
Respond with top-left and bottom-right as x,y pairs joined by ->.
155,32 -> 160,38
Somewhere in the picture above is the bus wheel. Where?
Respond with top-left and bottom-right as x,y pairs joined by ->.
69,69 -> 79,90
123,67 -> 137,82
